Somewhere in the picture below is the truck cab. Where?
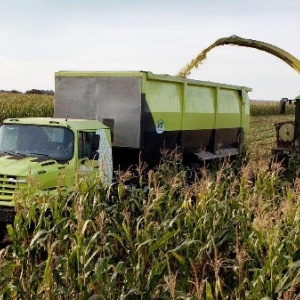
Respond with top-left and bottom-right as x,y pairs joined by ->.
0,117 -> 112,237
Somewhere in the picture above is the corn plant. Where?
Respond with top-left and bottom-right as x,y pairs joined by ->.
0,96 -> 300,299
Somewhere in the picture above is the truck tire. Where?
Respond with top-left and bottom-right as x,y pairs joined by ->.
0,224 -> 6,242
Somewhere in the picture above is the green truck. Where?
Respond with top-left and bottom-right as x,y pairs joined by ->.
0,71 -> 251,238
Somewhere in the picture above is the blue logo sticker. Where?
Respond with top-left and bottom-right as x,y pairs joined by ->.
156,119 -> 164,134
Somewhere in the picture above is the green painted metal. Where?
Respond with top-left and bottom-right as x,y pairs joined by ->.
4,117 -> 109,131
142,72 -> 250,132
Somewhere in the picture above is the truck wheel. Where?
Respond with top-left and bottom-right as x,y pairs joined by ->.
0,225 -> 7,242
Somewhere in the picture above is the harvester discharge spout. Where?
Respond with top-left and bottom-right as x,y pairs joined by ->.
177,35 -> 300,77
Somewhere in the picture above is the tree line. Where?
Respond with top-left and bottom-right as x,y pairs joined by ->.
0,89 -> 54,95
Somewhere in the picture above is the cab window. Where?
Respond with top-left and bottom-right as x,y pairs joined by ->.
78,131 -> 93,159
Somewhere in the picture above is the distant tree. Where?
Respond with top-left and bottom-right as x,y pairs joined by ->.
44,90 -> 54,95
25,89 -> 54,95
26,89 -> 43,95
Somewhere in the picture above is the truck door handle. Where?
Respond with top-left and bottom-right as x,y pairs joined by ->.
81,158 -> 88,164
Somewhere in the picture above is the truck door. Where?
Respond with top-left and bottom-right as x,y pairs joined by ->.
77,130 -> 112,185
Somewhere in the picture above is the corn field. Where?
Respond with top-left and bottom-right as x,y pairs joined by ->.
250,100 -> 295,116
0,93 -> 53,121
0,94 -> 299,299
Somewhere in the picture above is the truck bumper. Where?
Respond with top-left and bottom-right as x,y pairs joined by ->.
271,147 -> 291,157
0,206 -> 15,223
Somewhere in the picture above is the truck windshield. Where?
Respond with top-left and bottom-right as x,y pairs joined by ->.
0,124 -> 74,162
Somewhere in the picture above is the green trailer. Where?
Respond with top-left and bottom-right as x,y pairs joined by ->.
55,71 -> 251,169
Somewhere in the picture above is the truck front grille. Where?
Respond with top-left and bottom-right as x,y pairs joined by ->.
0,175 -> 26,201
0,206 -> 15,223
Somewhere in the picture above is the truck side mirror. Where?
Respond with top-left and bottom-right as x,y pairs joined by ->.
90,134 -> 100,160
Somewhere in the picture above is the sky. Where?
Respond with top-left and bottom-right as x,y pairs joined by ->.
1,0 -> 300,100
